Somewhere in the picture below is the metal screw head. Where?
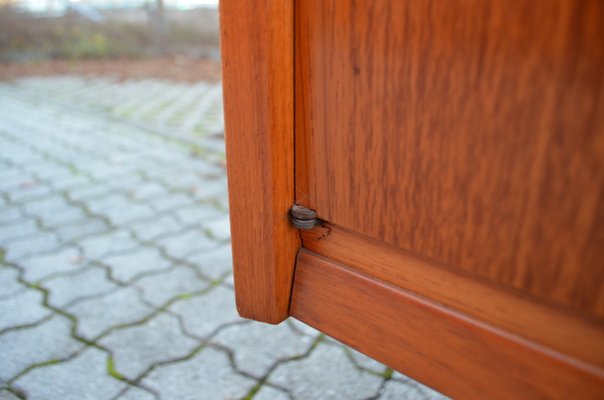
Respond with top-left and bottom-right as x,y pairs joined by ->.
291,204 -> 317,221
290,205 -> 320,229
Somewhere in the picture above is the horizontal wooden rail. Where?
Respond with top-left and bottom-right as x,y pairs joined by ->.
301,223 -> 604,368
290,249 -> 604,400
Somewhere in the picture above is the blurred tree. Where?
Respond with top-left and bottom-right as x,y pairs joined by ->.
154,0 -> 166,53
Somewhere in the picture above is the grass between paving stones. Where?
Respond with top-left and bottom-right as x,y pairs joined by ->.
0,79 -> 236,398
107,356 -> 126,381
104,316 -> 258,393
9,358 -> 64,383
2,384 -> 28,400
128,230 -> 223,285
2,260 -> 136,391
238,333 -> 326,400
342,346 -> 393,379
0,256 -> 205,399
1,248 -> 232,398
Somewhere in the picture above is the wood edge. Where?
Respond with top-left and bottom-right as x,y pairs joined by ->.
220,0 -> 299,323
294,0 -> 311,207
291,249 -> 604,399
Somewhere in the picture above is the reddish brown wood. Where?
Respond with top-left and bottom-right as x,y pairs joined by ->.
222,1 -> 604,396
220,0 -> 299,323
291,249 -> 604,400
295,0 -> 604,315
301,223 -> 604,369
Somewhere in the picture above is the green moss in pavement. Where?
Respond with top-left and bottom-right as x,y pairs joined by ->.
107,356 -> 125,380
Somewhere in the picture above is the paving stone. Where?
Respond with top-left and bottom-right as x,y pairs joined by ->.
0,267 -> 25,300
149,171 -> 199,192
67,184 -> 112,202
126,182 -> 166,201
48,173 -> 91,191
197,137 -> 226,155
0,316 -> 82,381
146,193 -> 194,214
170,286 -> 241,338
103,247 -> 171,283
129,215 -> 184,242
212,192 -> 229,212
189,179 -> 227,202
135,265 -> 207,307
44,267 -> 118,307
85,193 -> 129,214
22,195 -> 70,216
254,385 -> 290,400
142,347 -> 256,400
100,174 -> 145,193
0,168 -> 25,184
203,214 -> 230,242
223,272 -> 234,287
0,389 -> 20,400
0,219 -> 38,245
3,232 -> 61,261
102,204 -> 155,226
0,290 -> 50,331
188,161 -> 225,179
0,173 -> 34,194
213,321 -> 316,378
381,374 -> 448,400
268,344 -> 383,400
116,387 -> 156,400
29,164 -> 71,181
6,154 -> 44,169
38,206 -> 86,228
286,318 -> 322,339
156,228 -> 218,260
186,244 -> 232,280
55,218 -> 109,242
8,184 -> 53,203
99,313 -> 198,380
18,246 -> 83,282
0,207 -> 23,225
83,163 -> 132,181
173,204 -> 222,225
13,347 -> 127,400
67,287 -> 153,339
345,347 -> 388,374
78,230 -> 138,259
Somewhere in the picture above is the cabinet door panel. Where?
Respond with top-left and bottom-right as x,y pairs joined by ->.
295,0 -> 604,316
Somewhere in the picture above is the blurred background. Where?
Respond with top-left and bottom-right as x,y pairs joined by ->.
0,1 -> 446,399
1,0 -> 220,57
0,0 -> 220,80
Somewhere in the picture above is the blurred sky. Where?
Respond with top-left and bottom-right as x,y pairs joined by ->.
10,0 -> 218,13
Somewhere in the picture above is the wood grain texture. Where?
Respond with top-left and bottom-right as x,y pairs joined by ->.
220,0 -> 299,323
302,223 -> 604,368
291,249 -> 604,400
295,0 -> 604,315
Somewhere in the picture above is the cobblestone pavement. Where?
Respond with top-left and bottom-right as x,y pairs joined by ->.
0,77 -> 446,400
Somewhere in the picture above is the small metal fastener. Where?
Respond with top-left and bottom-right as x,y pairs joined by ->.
290,204 -> 321,230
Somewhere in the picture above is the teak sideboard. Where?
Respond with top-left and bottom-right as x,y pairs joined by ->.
219,1 -> 604,398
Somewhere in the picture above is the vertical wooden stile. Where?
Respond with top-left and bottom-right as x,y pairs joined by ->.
220,0 -> 298,323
